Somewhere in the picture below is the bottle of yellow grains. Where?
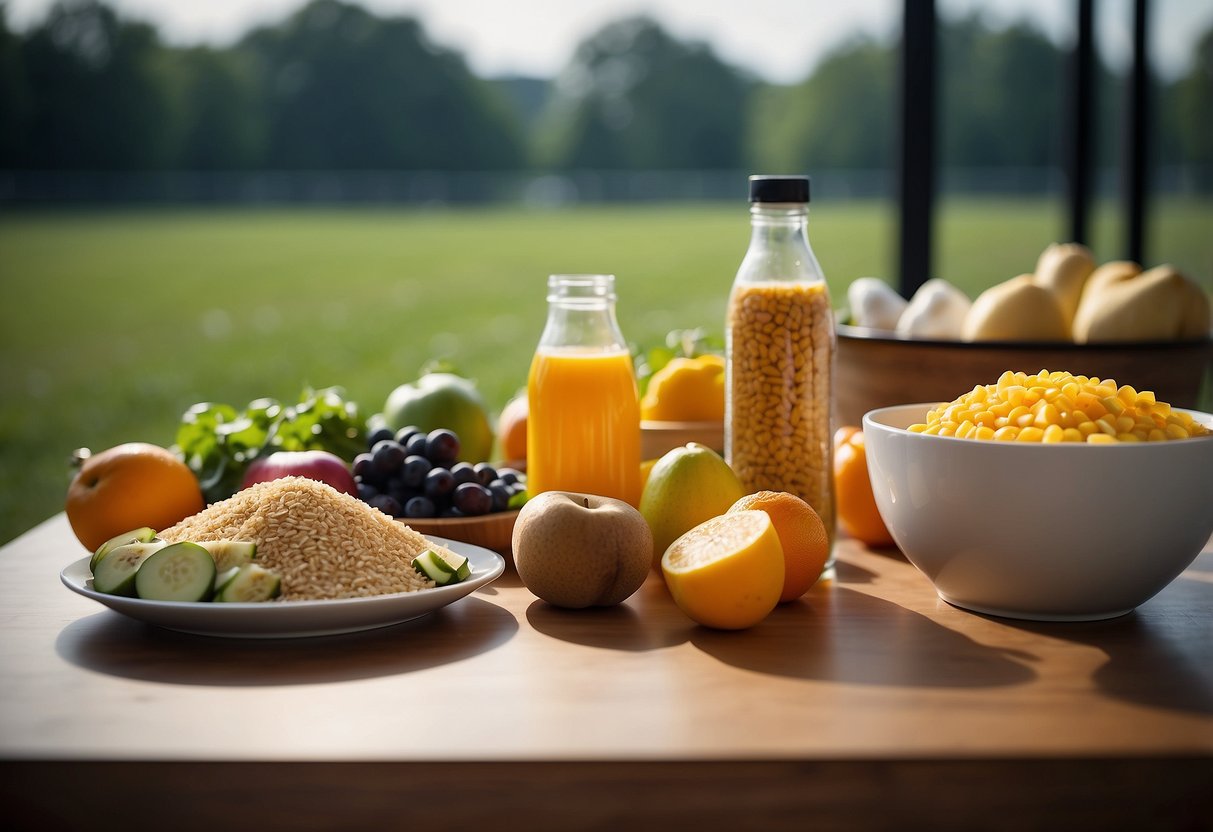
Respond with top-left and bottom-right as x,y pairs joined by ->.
726,175 -> 836,566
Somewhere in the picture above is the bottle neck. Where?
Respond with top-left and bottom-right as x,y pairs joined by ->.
737,203 -> 823,285
538,275 -> 627,351
748,203 -> 809,249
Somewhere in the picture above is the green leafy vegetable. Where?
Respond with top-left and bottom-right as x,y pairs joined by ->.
176,387 -> 365,504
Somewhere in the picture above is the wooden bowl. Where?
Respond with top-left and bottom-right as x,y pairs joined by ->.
836,324 -> 1213,427
401,510 -> 519,558
641,420 -> 724,460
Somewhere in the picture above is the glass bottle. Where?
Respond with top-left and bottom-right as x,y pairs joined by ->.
726,175 -> 836,564
527,274 -> 642,506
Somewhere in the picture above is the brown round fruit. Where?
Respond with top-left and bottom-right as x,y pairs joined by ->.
66,443 -> 205,552
511,491 -> 652,608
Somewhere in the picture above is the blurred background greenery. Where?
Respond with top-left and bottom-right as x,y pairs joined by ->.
1,0 -> 1211,543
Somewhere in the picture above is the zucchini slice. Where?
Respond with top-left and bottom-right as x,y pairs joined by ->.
90,527 -> 158,574
134,542 -> 216,602
413,550 -> 454,585
432,548 -> 471,582
195,540 -> 257,572
92,541 -> 165,596
213,564 -> 281,602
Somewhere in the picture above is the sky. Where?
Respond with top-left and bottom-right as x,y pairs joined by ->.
5,0 -> 1212,82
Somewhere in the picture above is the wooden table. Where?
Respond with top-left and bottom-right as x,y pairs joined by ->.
2,514 -> 1210,830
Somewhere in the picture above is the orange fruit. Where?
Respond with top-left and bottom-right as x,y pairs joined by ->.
497,395 -> 528,462
66,443 -> 205,552
834,427 -> 894,547
660,510 -> 784,630
728,490 -> 830,602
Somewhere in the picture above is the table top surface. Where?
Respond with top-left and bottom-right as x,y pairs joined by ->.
2,513 -> 1210,763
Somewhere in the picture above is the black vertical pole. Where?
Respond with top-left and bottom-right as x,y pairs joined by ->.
1124,0 -> 1149,263
1066,0 -> 1095,245
897,0 -> 936,298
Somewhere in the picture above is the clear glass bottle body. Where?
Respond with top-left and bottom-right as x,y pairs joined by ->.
527,275 -> 641,506
726,202 -> 836,562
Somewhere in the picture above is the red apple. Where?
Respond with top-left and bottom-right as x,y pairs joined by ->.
241,451 -> 357,497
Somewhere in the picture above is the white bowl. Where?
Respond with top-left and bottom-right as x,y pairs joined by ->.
862,403 -> 1213,621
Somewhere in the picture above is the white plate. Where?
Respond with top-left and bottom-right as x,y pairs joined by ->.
60,538 -> 505,639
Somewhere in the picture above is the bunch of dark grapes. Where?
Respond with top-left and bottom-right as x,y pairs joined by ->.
355,425 -> 526,520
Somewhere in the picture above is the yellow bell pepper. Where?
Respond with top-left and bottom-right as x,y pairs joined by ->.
640,355 -> 725,422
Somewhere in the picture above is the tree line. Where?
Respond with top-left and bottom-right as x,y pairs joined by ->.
0,0 -> 1209,179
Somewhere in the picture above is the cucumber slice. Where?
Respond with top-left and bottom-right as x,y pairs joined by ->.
413,550 -> 454,585
92,541 -> 165,596
90,527 -> 158,574
432,548 -> 471,583
195,540 -> 257,572
214,564 -> 281,602
134,542 -> 216,602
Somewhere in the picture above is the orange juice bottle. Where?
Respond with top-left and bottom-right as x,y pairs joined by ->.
527,274 -> 642,506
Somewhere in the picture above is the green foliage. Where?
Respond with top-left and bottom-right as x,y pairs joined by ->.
748,37 -> 893,171
240,0 -> 523,170
1,3 -> 1211,179
176,387 -> 365,504
940,15 -> 1064,168
538,17 -> 751,170
16,0 -> 175,169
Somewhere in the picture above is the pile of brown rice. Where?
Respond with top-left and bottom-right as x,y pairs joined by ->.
160,476 -> 448,601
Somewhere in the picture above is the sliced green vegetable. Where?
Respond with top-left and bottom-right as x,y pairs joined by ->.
213,564 -> 281,602
432,548 -> 471,582
134,542 -> 216,602
90,527 -> 158,574
194,540 -> 257,573
413,549 -> 454,585
92,541 -> 165,596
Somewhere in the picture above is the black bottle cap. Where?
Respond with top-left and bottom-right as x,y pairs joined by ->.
749,175 -> 810,204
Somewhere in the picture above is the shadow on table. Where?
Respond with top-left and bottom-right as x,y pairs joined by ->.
526,572 -> 1033,689
692,587 -> 1036,689
991,573 -> 1213,716
525,578 -> 696,652
54,596 -> 518,686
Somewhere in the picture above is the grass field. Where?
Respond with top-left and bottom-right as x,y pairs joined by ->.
2,197 -> 1210,545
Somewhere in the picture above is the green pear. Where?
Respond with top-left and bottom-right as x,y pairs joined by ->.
639,443 -> 745,570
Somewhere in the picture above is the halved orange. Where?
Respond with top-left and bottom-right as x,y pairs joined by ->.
660,510 -> 784,630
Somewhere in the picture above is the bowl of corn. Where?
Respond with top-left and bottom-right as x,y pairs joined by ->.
862,370 -> 1213,621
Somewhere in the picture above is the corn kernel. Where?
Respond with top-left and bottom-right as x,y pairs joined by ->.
1103,396 -> 1126,416
1117,385 -> 1138,406
975,426 -> 996,440
1033,403 -> 1059,427
1148,428 -> 1166,441
993,426 -> 1019,441
1087,433 -> 1116,444
1062,427 -> 1084,443
1042,424 -> 1065,443
1117,433 -> 1140,442
1016,426 -> 1045,442
1165,423 -> 1190,440
1115,415 -> 1136,434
